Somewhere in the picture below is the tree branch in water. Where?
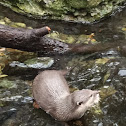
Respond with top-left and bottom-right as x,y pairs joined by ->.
0,24 -> 120,55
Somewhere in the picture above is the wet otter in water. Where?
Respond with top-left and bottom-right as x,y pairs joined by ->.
32,70 -> 100,121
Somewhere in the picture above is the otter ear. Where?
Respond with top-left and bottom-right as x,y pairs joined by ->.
77,101 -> 83,106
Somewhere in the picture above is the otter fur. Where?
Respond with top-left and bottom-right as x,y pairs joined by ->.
32,70 -> 100,121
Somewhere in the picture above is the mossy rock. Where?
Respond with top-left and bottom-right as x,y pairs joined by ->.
24,57 -> 54,69
99,86 -> 117,100
0,0 -> 125,23
10,57 -> 54,69
67,0 -> 102,9
0,78 -> 17,89
66,0 -> 87,9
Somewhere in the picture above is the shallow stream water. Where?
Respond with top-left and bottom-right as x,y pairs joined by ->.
0,4 -> 126,126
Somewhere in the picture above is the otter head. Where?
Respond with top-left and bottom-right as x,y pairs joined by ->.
70,89 -> 100,119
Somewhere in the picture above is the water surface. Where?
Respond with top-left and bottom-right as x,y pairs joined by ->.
0,4 -> 126,126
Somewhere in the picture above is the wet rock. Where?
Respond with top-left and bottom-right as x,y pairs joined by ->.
0,95 -> 23,102
24,57 -> 54,69
99,86 -> 117,100
9,57 -> 54,69
118,69 -> 126,76
67,0 -> 102,9
0,44 -> 36,79
119,45 -> 126,57
0,0 -> 125,23
2,118 -> 17,126
0,78 -> 17,89
48,31 -> 96,44
66,0 -> 87,9
0,17 -> 27,28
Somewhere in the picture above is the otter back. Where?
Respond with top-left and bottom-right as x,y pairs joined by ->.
32,70 -> 70,111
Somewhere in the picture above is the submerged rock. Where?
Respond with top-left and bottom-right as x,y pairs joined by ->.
0,17 -> 27,28
9,57 -> 54,69
99,86 -> 117,100
118,69 -> 126,76
0,78 -> 17,89
48,31 -> 98,44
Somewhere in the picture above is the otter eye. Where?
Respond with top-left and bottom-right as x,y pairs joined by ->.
77,101 -> 83,106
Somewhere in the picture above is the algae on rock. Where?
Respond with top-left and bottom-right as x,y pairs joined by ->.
66,0 -> 102,9
0,0 -> 125,23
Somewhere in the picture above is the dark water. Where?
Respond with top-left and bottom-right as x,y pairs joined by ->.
0,4 -> 126,126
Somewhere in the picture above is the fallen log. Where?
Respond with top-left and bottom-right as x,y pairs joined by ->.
0,24 -> 70,54
0,24 -> 120,55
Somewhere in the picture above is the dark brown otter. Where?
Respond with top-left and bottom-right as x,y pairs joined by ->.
32,70 -> 100,121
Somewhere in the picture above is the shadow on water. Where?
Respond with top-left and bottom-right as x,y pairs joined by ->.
0,4 -> 126,126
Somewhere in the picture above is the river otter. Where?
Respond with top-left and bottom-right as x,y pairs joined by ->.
32,70 -> 100,121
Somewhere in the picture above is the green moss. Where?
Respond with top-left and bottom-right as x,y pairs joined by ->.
0,0 -> 45,16
95,58 -> 110,65
66,36 -> 76,44
23,57 -> 54,69
0,17 -> 27,28
88,0 -> 102,7
0,20 -> 5,25
17,1 -> 45,15
0,0 -> 125,23
45,0 -> 66,11
0,79 -> 16,89
43,0 -> 74,16
67,0 -> 102,9
0,101 -> 4,107
66,0 -> 87,9
48,31 -> 94,44
90,103 -> 103,116
12,23 -> 26,28
0,17 -> 33,29
100,86 -> 117,100
4,17 -> 11,24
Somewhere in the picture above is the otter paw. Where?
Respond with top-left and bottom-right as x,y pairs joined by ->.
33,101 -> 40,109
